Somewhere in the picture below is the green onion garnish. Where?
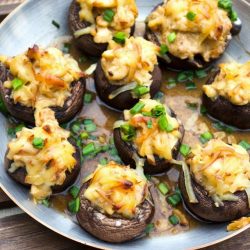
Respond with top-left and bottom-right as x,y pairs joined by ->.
153,91 -> 164,101
168,215 -> 180,225
113,32 -> 126,44
130,102 -> 145,114
82,142 -> 95,156
83,119 -> 93,125
84,93 -> 93,103
145,174 -> 152,180
52,20 -> 60,29
180,144 -> 191,157
185,82 -> 196,90
103,9 -> 115,22
230,10 -> 238,22
176,71 -> 193,82
147,119 -> 153,129
166,78 -> 177,89
120,124 -> 136,142
99,157 -> 108,165
85,123 -> 97,133
167,193 -> 181,206
212,122 -> 236,133
62,43 -> 71,54
151,105 -> 166,118
145,223 -> 155,234
71,123 -> 81,134
159,44 -> 169,55
186,11 -> 196,21
195,69 -> 207,79
218,0 -> 232,11
133,86 -> 150,97
158,182 -> 169,195
41,198 -> 50,207
239,140 -> 250,151
158,115 -> 173,132
12,78 -> 24,91
199,131 -> 213,144
8,124 -> 25,137
200,105 -> 207,115
167,32 -> 176,43
69,186 -> 80,199
68,197 -> 80,214
80,131 -> 89,140
32,137 -> 45,149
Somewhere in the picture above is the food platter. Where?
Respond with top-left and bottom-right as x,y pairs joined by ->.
0,0 -> 250,249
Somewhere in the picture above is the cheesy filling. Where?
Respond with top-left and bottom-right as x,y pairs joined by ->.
101,37 -> 159,87
77,0 -> 138,43
6,108 -> 76,201
187,139 -> 250,202
0,45 -> 83,109
147,0 -> 232,62
203,62 -> 250,106
122,99 -> 181,164
83,161 -> 147,218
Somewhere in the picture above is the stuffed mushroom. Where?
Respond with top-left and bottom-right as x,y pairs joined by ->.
77,161 -> 154,243
145,0 -> 241,70
69,0 -> 138,57
113,99 -> 184,174
202,61 -> 250,130
179,139 -> 250,222
94,37 -> 162,110
5,108 -> 81,202
0,45 -> 85,124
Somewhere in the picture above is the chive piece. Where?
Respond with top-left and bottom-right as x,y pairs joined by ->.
133,86 -> 150,97
7,128 -> 15,137
145,174 -> 152,180
145,223 -> 154,234
41,198 -> 50,207
185,82 -> 196,90
239,140 -> 250,151
83,119 -> 93,125
158,115 -> 173,132
62,43 -> 71,54
82,142 -> 95,156
186,102 -> 198,110
84,93 -> 93,103
176,71 -> 193,82
230,10 -> 238,22
153,91 -> 164,101
68,197 -> 80,214
71,123 -> 81,134
218,0 -> 232,11
103,9 -> 115,22
113,32 -> 126,44
147,119 -> 153,129
167,193 -> 181,206
158,182 -> 169,195
79,55 -> 87,63
212,122 -> 235,133
186,11 -> 196,21
99,157 -> 108,165
85,123 -> 97,133
199,132 -> 213,144
200,105 -> 207,115
15,123 -> 25,133
80,131 -> 89,139
151,105 -> 166,118
52,20 -> 60,29
130,102 -> 145,114
166,78 -> 177,89
0,96 -> 8,115
168,215 -> 180,225
69,186 -> 80,199
120,124 -> 136,142
167,32 -> 176,43
12,78 -> 24,91
180,144 -> 191,157
195,69 -> 207,79
32,137 -> 45,149
160,44 -> 169,55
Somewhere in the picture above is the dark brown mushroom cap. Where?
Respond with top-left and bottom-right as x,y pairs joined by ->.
94,60 -> 162,110
76,182 -> 154,243
113,110 -> 185,174
144,3 -> 242,70
0,62 -> 86,125
4,139 -> 81,193
179,168 -> 250,223
202,69 -> 250,130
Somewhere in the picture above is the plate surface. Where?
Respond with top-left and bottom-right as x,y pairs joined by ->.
0,0 -> 250,249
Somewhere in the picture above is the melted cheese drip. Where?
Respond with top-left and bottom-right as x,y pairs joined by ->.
77,0 -> 138,43
188,139 -> 250,200
7,108 -> 76,201
101,37 -> 159,86
1,45 -> 83,109
124,99 -> 181,163
83,161 -> 147,218
147,0 -> 232,61
203,61 -> 250,105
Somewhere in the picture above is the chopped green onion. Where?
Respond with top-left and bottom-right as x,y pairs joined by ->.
32,137 -> 45,149
218,0 -> 232,10
239,140 -> 250,151
103,9 -> 115,22
200,105 -> 207,115
71,123 -> 81,134
167,32 -> 176,43
153,91 -> 164,101
159,44 -> 169,55
85,123 -> 96,132
62,43 -> 71,54
147,120 -> 153,129
8,124 -> 25,137
145,174 -> 151,180
79,55 -> 87,63
130,102 -> 145,114
15,123 -> 25,133
176,71 -> 193,82
167,193 -> 181,206
195,69 -> 207,79
158,182 -> 169,195
230,10 -> 238,22
180,144 -> 191,157
84,93 -> 93,103
158,115 -> 173,132
113,32 -> 126,44
151,105 -> 166,118
199,131 -> 213,144
52,20 -> 60,29
145,223 -> 154,234
212,122 -> 235,133
120,124 -> 136,142
99,157 -> 108,165
133,86 -> 150,97
80,131 -> 89,139
186,11 -> 196,21
12,78 -> 24,91
68,197 -> 80,214
69,186 -> 80,199
186,102 -> 198,110
185,82 -> 196,90
166,78 -> 176,89
82,142 -> 95,156
83,119 -> 93,125
41,198 -> 50,207
168,215 -> 180,225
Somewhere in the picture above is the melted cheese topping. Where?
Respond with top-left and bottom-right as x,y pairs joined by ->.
203,62 -> 250,105
188,139 -> 250,200
83,161 -> 147,218
7,108 -> 76,201
101,37 -> 159,86
124,99 -> 181,163
77,0 -> 138,43
0,45 -> 83,109
147,0 -> 232,62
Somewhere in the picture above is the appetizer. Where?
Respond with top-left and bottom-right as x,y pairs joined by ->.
145,0 -> 241,70
69,0 -> 138,57
0,45 -> 85,124
77,161 -> 154,243
113,99 -> 184,174
179,139 -> 250,222
5,107 -> 81,202
202,61 -> 250,130
94,37 -> 162,110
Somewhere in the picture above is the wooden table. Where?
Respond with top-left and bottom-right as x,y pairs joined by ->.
0,2 -> 249,250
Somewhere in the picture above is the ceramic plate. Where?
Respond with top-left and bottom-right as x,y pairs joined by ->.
0,0 -> 250,249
